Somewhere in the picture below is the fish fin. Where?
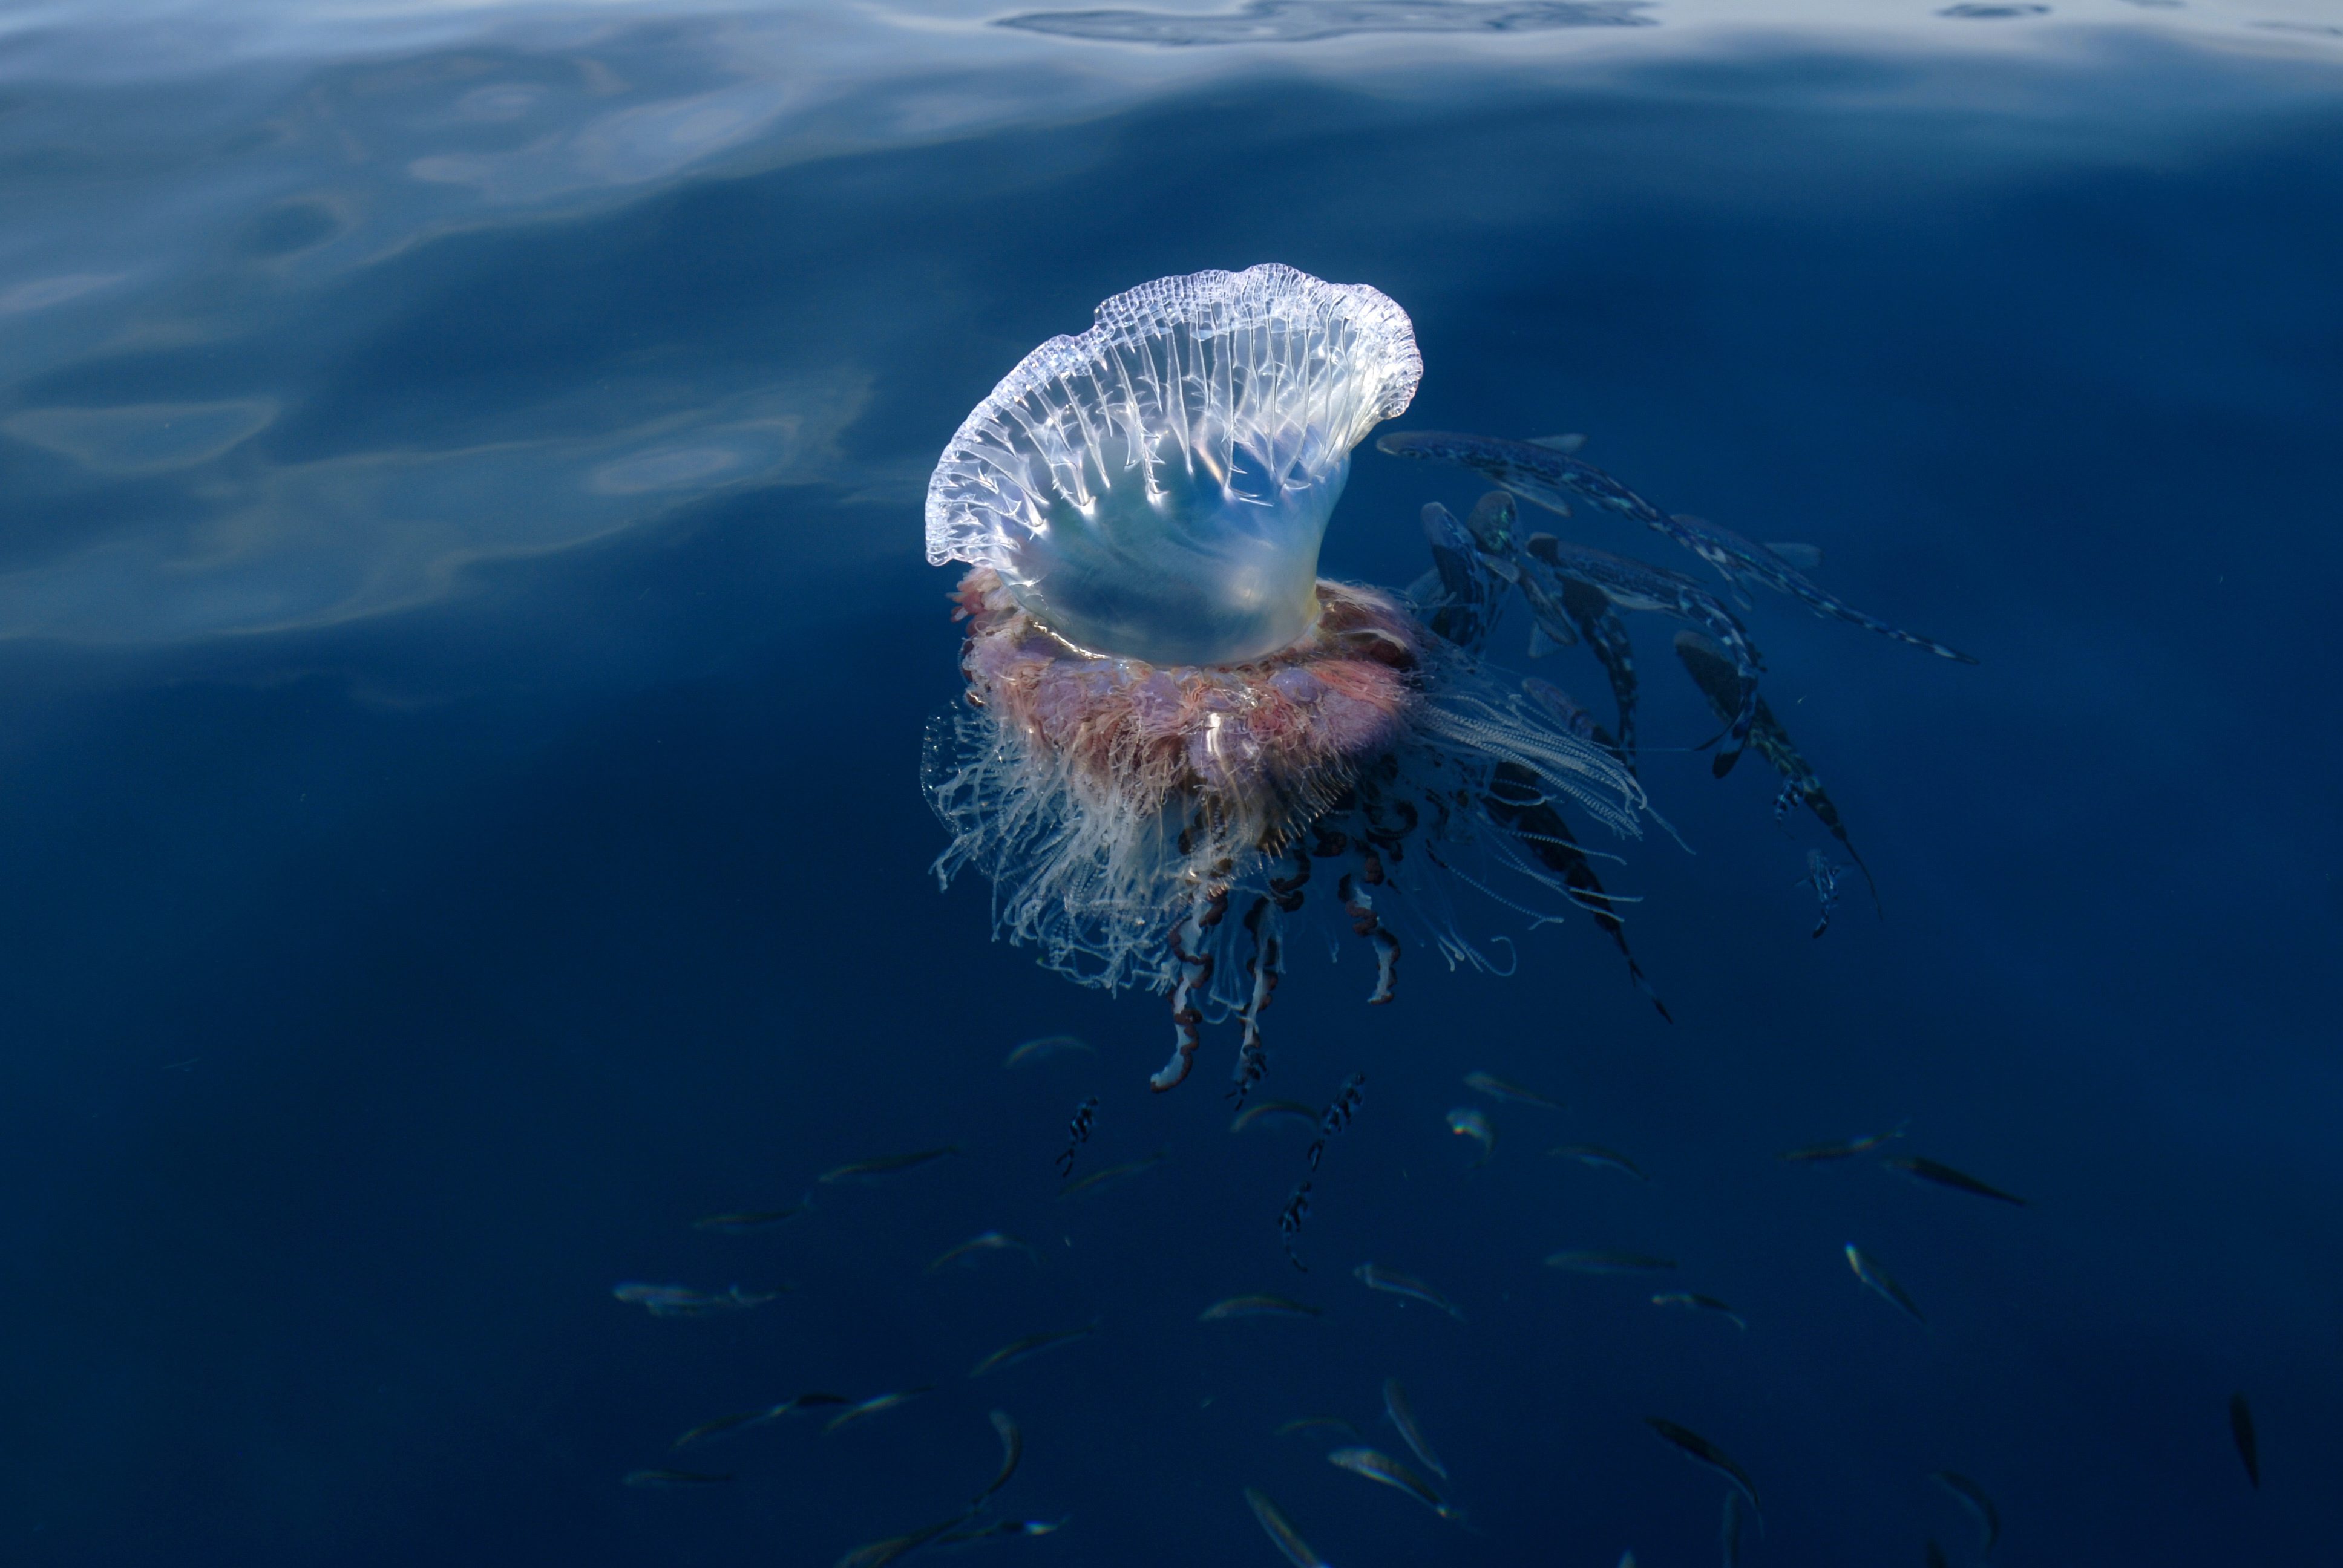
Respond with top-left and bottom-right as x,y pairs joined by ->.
1764,541 -> 1824,569
1527,433 -> 1588,454
1527,624 -> 1566,659
1711,745 -> 1744,779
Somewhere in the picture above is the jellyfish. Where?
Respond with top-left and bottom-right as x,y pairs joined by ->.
922,264 -> 1648,1095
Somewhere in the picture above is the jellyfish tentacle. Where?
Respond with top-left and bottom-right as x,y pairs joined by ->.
1337,871 -> 1401,1005
1229,895 -> 1283,1106
1151,872 -> 1230,1093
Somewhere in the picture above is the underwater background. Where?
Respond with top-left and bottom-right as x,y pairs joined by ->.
2,2 -> 2339,1563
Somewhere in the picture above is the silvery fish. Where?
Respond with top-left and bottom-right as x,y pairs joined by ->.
1375,430 -> 1977,664
1003,1034 -> 1092,1068
1230,1099 -> 1320,1134
926,1230 -> 1041,1272
1245,1488 -> 1331,1568
1844,1244 -> 1928,1326
1885,1156 -> 2030,1207
690,1197 -> 813,1233
1547,1249 -> 1677,1275
823,1388 -> 932,1434
1200,1295 -> 1323,1322
1777,1122 -> 1907,1163
1445,1108 -> 1497,1166
1352,1263 -> 1467,1321
1644,1417 -> 1761,1514
818,1145 -> 962,1184
1463,1071 -> 1561,1109
1382,1378 -> 1449,1483
1651,1292 -> 1748,1331
968,1322 -> 1098,1378
1326,1446 -> 1460,1520
1552,1144 -> 1648,1181
1930,1470 -> 2002,1555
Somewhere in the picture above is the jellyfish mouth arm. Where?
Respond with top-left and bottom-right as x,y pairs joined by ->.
1337,872 -> 1401,1005
1150,879 -> 1230,1094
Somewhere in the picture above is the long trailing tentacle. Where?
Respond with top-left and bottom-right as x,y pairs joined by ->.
1337,871 -> 1401,1004
1150,876 -> 1230,1093
1229,895 -> 1284,1107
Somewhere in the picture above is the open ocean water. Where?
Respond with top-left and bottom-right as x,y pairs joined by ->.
1,2 -> 2339,1564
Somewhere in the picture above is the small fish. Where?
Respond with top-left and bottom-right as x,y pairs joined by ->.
623,1468 -> 733,1488
690,1198 -> 812,1233
1003,1034 -> 1091,1068
2229,1392 -> 2259,1488
1722,1486 -> 1752,1568
969,1322 -> 1097,1379
1844,1244 -> 1927,1326
934,1517 -> 1067,1545
1054,1095 -> 1098,1178
1674,631 -> 1878,909
1446,1108 -> 1497,1166
1230,1099 -> 1318,1134
1326,1446 -> 1460,1520
1519,533 -> 1763,774
1885,1156 -> 2030,1207
1804,849 -> 1846,938
1547,1249 -> 1678,1275
1552,1144 -> 1648,1181
1777,1122 -> 1907,1162
1930,1470 -> 2002,1555
834,1513 -> 972,1568
1245,1487 -> 1331,1568
1478,763 -> 1673,1022
1383,1378 -> 1449,1483
925,1229 -> 1040,1273
1651,1292 -> 1748,1331
823,1387 -> 932,1433
1645,1418 -> 1761,1514
1057,1149 -> 1165,1200
1275,1416 -> 1363,1441
971,1408 -> 1022,1508
612,1282 -> 785,1318
667,1393 -> 846,1450
1463,1071 -> 1561,1109
1375,430 -> 1977,665
1200,1295 -> 1323,1322
1353,1263 -> 1466,1321
818,1145 -> 962,1184
1420,501 -> 1500,651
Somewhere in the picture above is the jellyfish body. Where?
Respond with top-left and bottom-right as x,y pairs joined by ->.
925,266 -> 1644,1091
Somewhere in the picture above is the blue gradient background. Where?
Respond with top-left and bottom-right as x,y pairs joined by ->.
0,11 -> 2337,1565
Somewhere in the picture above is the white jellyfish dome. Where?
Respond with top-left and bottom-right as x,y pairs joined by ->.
926,264 -> 1423,666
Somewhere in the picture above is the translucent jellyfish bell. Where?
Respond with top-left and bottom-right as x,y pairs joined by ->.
926,264 -> 1423,666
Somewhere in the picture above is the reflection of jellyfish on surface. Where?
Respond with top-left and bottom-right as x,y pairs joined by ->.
922,265 -> 1653,1095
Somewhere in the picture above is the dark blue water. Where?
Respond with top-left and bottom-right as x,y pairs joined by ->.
3,5 -> 2339,1564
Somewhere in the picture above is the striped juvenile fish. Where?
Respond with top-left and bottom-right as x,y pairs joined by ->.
1353,1263 -> 1466,1321
1885,1156 -> 2030,1207
818,1145 -> 962,1184
969,1322 -> 1097,1379
1644,1417 -> 1761,1514
1327,1446 -> 1460,1520
1375,430 -> 1977,664
1463,1071 -> 1561,1109
1552,1144 -> 1647,1181
1420,501 -> 1500,652
1547,1249 -> 1677,1275
1844,1244 -> 1927,1326
1244,1487 -> 1331,1568
1382,1378 -> 1449,1483
1674,631 -> 1877,908
1651,1292 -> 1748,1331
1519,534 -> 1762,774
1200,1295 -> 1322,1322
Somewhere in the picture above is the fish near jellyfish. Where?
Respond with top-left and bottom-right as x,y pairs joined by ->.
922,264 -> 1651,1094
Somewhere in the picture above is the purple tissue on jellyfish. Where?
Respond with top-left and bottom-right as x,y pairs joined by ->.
922,264 -> 1654,1094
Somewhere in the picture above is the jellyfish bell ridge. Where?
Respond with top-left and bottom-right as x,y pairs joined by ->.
926,264 -> 1423,667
